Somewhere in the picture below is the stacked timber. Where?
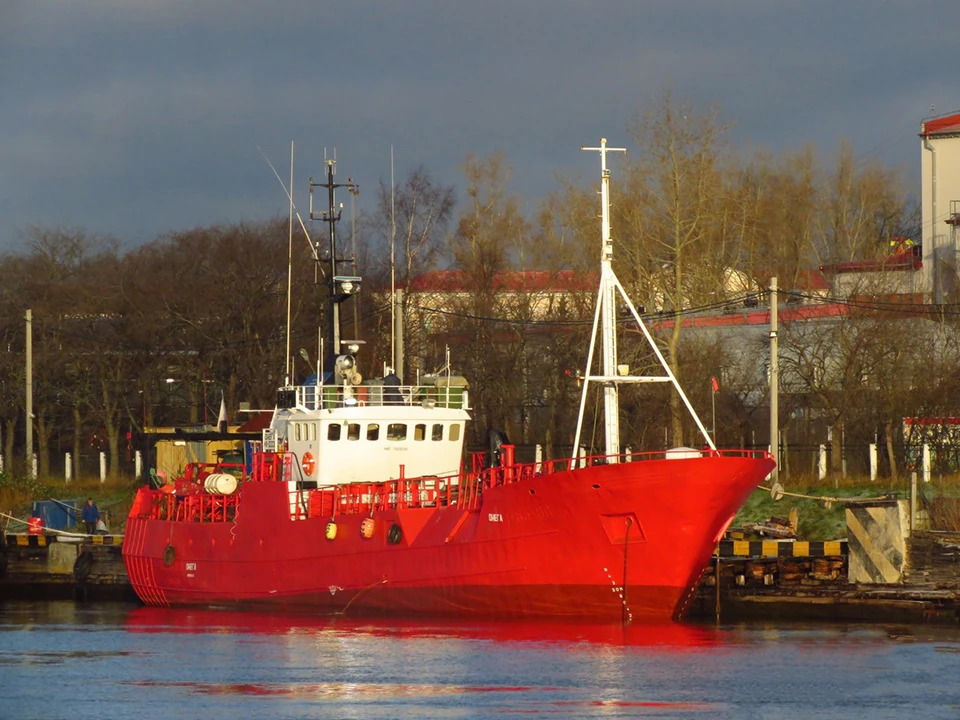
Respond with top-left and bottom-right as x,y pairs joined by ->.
904,531 -> 960,589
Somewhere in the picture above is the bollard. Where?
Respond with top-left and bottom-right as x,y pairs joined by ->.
100,452 -> 107,483
65,452 -> 72,483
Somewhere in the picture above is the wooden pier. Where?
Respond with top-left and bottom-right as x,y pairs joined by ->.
0,533 -> 136,602
688,530 -> 960,624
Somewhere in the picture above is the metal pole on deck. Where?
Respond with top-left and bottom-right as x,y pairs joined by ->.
26,309 -> 33,478
769,278 -> 779,484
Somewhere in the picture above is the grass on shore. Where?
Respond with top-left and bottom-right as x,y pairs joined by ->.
0,471 -> 140,535
735,472 -> 960,540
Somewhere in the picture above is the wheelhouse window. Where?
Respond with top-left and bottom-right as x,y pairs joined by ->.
449,423 -> 461,442
295,423 -> 302,441
347,423 -> 361,441
387,423 -> 407,441
366,423 -> 380,441
432,423 -> 443,441
310,423 -> 317,441
414,424 -> 426,441
327,424 -> 341,441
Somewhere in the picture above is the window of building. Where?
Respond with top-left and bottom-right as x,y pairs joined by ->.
414,424 -> 426,441
347,423 -> 361,441
449,423 -> 461,442
366,423 -> 380,441
432,423 -> 443,441
327,424 -> 341,441
387,423 -> 407,441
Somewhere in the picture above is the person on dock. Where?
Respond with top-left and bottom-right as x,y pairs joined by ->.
82,498 -> 100,535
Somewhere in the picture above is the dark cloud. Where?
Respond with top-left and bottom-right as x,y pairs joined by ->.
0,0 -> 957,250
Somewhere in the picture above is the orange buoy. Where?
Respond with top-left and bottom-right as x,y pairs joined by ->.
360,518 -> 375,539
302,452 -> 316,476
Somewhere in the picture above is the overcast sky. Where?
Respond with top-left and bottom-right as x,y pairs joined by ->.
1,1 -> 957,253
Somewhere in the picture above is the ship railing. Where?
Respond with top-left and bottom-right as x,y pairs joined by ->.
463,446 -> 774,502
138,488 -> 240,523
252,452 -> 295,483
294,383 -> 469,410
294,446 -> 774,518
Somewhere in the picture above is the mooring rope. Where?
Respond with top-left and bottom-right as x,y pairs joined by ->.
757,484 -> 892,506
0,510 -> 93,538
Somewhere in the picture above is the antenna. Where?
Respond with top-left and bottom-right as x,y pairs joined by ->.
257,146 -> 317,262
285,141 -> 294,385
390,145 -> 396,372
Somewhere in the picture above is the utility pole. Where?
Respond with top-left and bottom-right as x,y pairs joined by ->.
25,309 -> 33,478
769,277 -> 779,483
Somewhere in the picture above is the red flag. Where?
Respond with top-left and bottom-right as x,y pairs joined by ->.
711,376 -> 719,393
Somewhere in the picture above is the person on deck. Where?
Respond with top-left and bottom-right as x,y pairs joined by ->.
81,498 -> 100,535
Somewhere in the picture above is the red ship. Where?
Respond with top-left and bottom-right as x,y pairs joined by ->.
123,141 -> 774,622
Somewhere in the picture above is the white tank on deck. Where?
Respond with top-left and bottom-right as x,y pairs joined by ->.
665,446 -> 702,460
204,473 -> 238,495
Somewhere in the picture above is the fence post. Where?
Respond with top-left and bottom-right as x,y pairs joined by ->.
869,443 -> 877,482
135,450 -> 143,481
100,452 -> 107,483
65,452 -> 72,483
922,444 -> 931,484
910,471 -> 917,534
818,444 -> 827,481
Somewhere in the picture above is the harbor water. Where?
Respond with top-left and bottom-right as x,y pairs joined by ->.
1,601 -> 959,719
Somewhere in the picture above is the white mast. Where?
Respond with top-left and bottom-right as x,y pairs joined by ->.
573,139 -> 716,463
581,139 -> 626,461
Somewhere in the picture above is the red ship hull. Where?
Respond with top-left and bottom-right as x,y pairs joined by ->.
123,453 -> 773,622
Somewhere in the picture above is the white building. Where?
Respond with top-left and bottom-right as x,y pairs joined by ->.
920,111 -> 960,302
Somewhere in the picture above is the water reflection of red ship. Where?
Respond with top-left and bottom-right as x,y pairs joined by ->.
124,605 -> 724,649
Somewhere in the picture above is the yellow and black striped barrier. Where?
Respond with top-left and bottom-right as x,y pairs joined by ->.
717,539 -> 847,558
4,534 -> 123,547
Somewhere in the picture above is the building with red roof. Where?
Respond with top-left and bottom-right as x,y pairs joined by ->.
920,110 -> 960,302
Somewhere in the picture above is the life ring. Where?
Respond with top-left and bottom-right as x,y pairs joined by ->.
387,524 -> 403,545
73,551 -> 94,580
163,544 -> 176,567
302,452 -> 316,476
